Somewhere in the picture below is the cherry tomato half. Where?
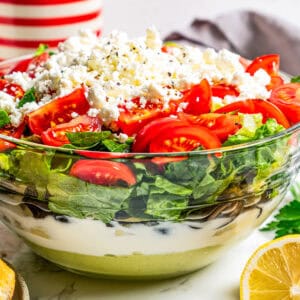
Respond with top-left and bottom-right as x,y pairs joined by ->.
41,115 -> 101,147
266,75 -> 284,91
269,83 -> 300,124
117,97 -> 168,136
211,84 -> 239,98
215,99 -> 290,128
149,125 -> 221,153
132,117 -> 189,152
0,79 -> 24,99
10,52 -> 49,76
0,123 -> 25,152
178,113 -> 240,142
183,79 -> 212,115
28,86 -> 90,135
246,54 -> 280,77
70,160 -> 136,186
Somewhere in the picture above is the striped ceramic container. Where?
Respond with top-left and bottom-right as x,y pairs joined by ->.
0,0 -> 103,59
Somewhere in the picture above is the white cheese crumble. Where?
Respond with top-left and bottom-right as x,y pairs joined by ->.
5,72 -> 33,91
0,92 -> 22,126
2,27 -> 272,128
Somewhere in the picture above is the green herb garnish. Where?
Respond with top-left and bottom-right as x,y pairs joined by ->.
0,110 -> 10,128
261,183 -> 300,238
65,131 -> 133,152
34,44 -> 49,56
17,87 -> 36,108
291,75 -> 300,83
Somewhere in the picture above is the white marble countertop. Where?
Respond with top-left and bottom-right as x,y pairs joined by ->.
0,221 -> 274,300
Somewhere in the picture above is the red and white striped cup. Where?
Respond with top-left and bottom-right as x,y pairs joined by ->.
0,0 -> 103,59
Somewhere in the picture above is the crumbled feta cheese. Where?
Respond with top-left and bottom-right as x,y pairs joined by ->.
5,72 -> 32,91
71,112 -> 79,118
0,92 -> 22,126
2,27 -> 276,128
232,72 -> 271,100
87,108 -> 99,118
113,133 -> 129,143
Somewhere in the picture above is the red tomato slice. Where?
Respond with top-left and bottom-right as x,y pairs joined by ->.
211,84 -> 239,98
178,113 -> 240,142
246,54 -> 280,76
132,117 -> 189,152
215,99 -> 290,128
0,79 -> 24,99
41,115 -> 101,147
149,125 -> 221,153
269,83 -> 300,124
117,104 -> 166,136
266,75 -> 284,91
183,79 -> 212,115
70,160 -> 136,186
0,123 -> 25,151
10,53 -> 49,76
28,87 -> 90,135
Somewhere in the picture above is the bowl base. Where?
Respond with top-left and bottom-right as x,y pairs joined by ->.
25,240 -> 225,280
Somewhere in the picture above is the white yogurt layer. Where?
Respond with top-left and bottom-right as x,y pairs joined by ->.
0,197 -> 279,256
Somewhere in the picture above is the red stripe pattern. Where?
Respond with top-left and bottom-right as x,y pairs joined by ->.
0,0 -> 103,58
0,0 -> 85,5
0,10 -> 102,26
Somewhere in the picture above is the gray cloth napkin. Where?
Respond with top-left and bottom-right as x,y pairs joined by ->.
164,10 -> 300,75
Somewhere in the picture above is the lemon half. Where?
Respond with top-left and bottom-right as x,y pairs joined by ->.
0,259 -> 15,300
240,234 -> 300,300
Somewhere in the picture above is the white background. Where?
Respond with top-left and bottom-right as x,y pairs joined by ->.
103,0 -> 300,37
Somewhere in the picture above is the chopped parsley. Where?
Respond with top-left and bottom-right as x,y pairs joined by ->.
34,44 -> 48,56
291,75 -> 300,83
17,87 -> 36,108
0,110 -> 10,128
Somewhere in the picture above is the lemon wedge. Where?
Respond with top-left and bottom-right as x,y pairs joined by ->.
0,259 -> 15,300
240,234 -> 300,300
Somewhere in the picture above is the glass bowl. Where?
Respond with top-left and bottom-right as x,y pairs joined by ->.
0,57 -> 300,280
0,125 -> 299,280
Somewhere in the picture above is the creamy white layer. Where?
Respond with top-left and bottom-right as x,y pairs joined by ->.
0,198 -> 278,256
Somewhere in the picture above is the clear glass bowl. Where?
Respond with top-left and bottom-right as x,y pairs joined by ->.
0,57 -> 300,280
0,126 -> 299,280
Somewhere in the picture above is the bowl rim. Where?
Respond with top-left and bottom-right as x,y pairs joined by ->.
0,55 -> 299,159
1,122 -> 299,159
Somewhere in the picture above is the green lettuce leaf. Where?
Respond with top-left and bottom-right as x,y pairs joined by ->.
47,173 -> 132,223
224,117 -> 285,146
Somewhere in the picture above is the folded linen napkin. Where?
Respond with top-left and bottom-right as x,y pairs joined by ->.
164,10 -> 300,75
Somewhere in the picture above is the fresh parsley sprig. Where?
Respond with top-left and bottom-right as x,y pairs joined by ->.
261,183 -> 300,238
291,75 -> 300,83
17,87 -> 36,108
64,131 -> 133,152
